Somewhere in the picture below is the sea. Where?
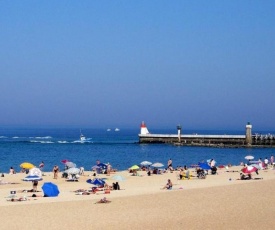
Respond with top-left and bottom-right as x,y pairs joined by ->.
0,127 -> 274,173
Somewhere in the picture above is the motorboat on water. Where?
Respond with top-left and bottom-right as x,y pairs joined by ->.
80,130 -> 86,142
80,134 -> 86,142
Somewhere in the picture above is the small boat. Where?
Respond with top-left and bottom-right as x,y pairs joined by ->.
115,128 -> 120,132
107,128 -> 111,132
80,130 -> 86,142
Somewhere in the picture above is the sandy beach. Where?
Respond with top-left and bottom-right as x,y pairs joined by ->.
1,166 -> 275,230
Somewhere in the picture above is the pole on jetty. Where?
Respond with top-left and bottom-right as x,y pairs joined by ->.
246,122 -> 252,146
177,125 -> 182,142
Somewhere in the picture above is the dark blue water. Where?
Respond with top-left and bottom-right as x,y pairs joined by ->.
0,128 -> 274,173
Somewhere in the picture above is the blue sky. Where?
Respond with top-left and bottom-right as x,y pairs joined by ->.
0,0 -> 274,131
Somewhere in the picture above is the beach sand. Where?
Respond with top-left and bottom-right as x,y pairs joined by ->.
1,166 -> 275,229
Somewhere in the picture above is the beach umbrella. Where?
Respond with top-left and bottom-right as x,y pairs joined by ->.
42,182 -> 59,197
151,163 -> 164,168
245,156 -> 254,160
140,161 -> 152,166
20,162 -> 35,169
97,163 -> 107,169
241,166 -> 258,174
65,167 -> 80,175
250,164 -> 261,169
61,159 -> 69,164
92,165 -> 100,170
112,175 -> 126,181
130,165 -> 139,170
207,159 -> 217,164
198,163 -> 211,170
29,167 -> 42,177
86,178 -> 105,186
23,175 -> 43,181
65,162 -> 76,169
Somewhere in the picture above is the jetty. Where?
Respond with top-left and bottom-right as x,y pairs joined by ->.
138,122 -> 275,148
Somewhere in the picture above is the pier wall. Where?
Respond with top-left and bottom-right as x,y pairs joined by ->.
139,134 -> 275,147
138,122 -> 275,148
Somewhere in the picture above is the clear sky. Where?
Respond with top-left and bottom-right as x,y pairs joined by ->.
0,0 -> 274,131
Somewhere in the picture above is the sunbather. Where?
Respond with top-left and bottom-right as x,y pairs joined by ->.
95,197 -> 111,204
7,196 -> 28,202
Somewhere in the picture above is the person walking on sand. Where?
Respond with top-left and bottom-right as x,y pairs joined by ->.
53,165 -> 59,179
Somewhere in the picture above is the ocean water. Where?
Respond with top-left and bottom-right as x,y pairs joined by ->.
0,128 -> 274,173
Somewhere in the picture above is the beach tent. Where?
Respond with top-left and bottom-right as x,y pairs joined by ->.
42,182 -> 59,197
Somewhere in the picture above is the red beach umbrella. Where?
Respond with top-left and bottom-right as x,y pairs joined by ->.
241,166 -> 257,174
61,159 -> 69,164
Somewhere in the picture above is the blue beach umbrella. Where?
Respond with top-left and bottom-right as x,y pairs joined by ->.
86,178 -> 105,186
42,182 -> 59,197
198,163 -> 211,170
97,163 -> 107,169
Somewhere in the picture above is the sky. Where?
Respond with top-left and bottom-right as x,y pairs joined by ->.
0,0 -> 274,131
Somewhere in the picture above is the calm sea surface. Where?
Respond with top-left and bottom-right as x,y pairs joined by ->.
0,128 -> 274,173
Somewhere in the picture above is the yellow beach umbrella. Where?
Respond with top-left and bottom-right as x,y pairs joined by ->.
20,162 -> 35,169
130,165 -> 139,170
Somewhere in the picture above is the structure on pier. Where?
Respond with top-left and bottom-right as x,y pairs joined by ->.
138,121 -> 275,147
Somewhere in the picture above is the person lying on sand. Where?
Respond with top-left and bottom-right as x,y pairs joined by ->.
72,189 -> 86,193
7,196 -> 29,202
95,197 -> 111,204
17,189 -> 41,193
75,191 -> 91,195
